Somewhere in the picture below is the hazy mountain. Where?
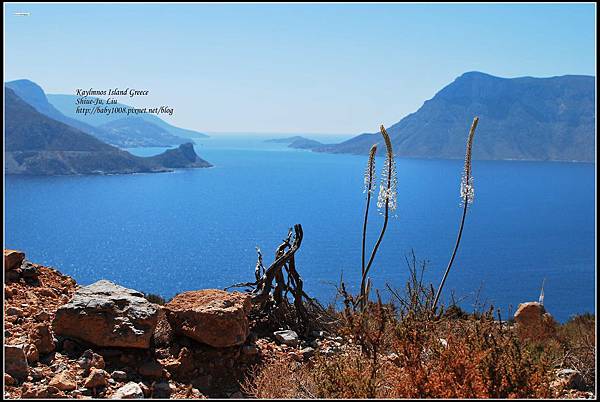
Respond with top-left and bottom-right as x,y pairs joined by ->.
317,72 -> 595,162
5,79 -> 202,147
5,88 -> 211,175
47,93 -> 208,139
99,118 -> 191,147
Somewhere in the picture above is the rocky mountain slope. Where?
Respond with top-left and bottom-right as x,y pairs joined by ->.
5,88 -> 212,175
5,80 -> 202,147
318,72 -> 595,162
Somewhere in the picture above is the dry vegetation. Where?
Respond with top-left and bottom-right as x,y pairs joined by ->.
242,261 -> 595,398
241,118 -> 595,399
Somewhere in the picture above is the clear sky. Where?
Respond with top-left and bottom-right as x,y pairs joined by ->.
4,3 -> 596,135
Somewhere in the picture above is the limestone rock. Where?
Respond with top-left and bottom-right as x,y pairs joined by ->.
165,290 -> 252,348
112,382 -> 144,399
53,280 -> 160,349
274,330 -> 299,347
5,344 -> 29,381
4,249 -> 25,271
514,302 -> 556,341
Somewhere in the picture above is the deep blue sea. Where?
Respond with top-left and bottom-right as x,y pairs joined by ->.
4,135 -> 596,322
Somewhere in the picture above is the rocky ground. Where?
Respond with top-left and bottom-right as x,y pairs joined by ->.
4,249 -> 595,399
3,250 -> 346,399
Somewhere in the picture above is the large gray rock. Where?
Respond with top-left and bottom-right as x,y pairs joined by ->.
274,330 -> 299,347
53,280 -> 159,349
5,344 -> 29,381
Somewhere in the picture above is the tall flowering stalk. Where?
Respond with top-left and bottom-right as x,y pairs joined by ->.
361,144 -> 378,281
433,117 -> 479,311
360,125 -> 397,309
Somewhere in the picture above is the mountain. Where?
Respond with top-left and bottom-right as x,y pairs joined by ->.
5,88 -> 212,175
318,72 -> 595,162
46,93 -> 208,139
99,118 -> 191,147
5,79 -> 206,147
265,136 -> 325,150
5,79 -> 110,141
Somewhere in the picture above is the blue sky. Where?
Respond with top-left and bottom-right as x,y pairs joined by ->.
4,3 -> 596,135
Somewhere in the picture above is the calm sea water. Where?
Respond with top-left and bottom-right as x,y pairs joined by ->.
4,135 -> 596,322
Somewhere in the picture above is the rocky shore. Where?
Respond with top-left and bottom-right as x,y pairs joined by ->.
3,250 -> 344,399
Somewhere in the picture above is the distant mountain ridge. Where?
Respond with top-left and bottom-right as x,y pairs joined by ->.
5,79 -> 208,147
47,93 -> 208,139
5,88 -> 212,175
317,72 -> 595,162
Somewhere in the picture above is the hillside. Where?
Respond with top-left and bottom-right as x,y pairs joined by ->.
5,80 -> 199,147
47,94 -> 208,139
318,72 -> 595,162
99,118 -> 191,147
4,88 -> 211,175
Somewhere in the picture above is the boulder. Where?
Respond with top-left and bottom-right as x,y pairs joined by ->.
112,382 -> 144,399
49,371 -> 77,391
5,344 -> 29,381
84,368 -> 109,388
4,249 -> 25,271
53,280 -> 160,349
164,290 -> 252,348
274,330 -> 299,347
513,302 -> 556,341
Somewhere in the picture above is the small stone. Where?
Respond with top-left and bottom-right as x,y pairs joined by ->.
4,249 -> 25,271
555,368 -> 585,390
32,323 -> 56,354
153,381 -> 175,398
5,373 -> 16,386
6,307 -> 23,317
112,382 -> 144,399
26,344 -> 39,364
274,330 -> 299,347
111,370 -> 128,381
35,311 -> 51,322
84,368 -> 108,388
138,382 -> 151,398
300,347 -> 315,359
49,371 -> 77,391
230,391 -> 244,398
77,349 -> 105,372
